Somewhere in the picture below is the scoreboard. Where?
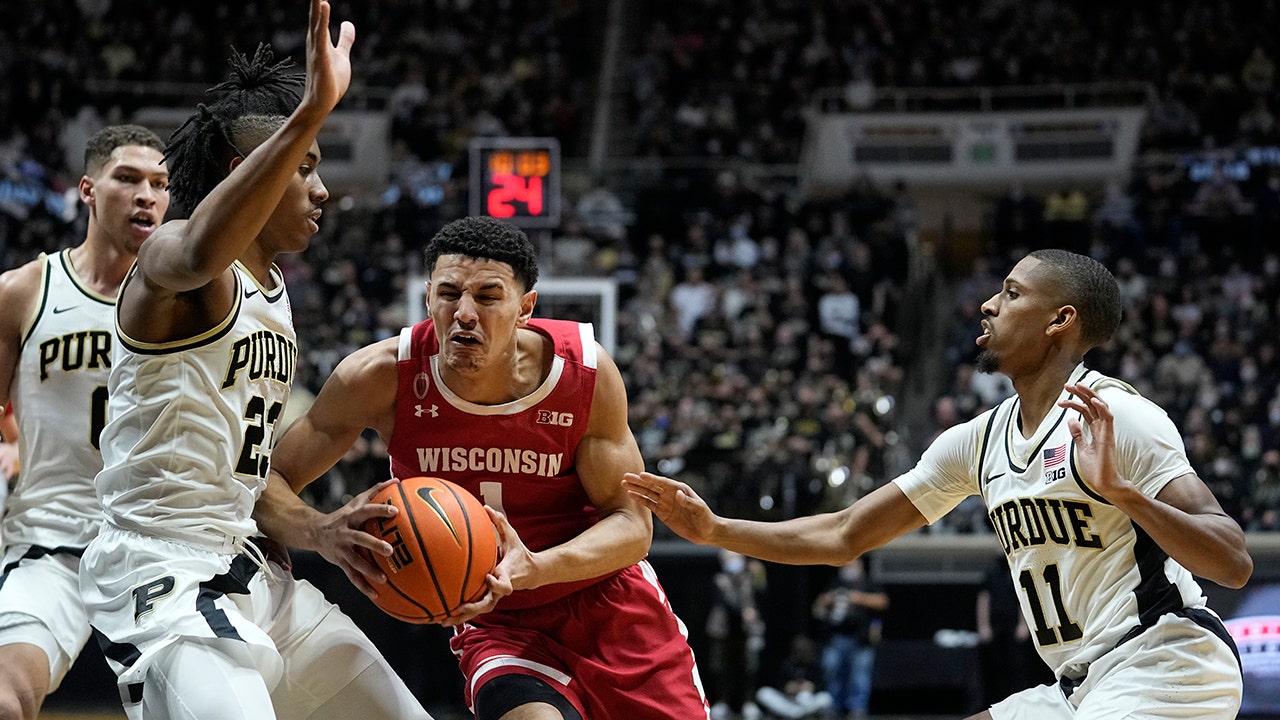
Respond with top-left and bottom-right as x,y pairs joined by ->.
469,137 -> 561,229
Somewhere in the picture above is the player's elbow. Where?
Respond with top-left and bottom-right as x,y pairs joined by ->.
1216,551 -> 1253,589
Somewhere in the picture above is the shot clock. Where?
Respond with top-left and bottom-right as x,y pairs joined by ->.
469,137 -> 561,228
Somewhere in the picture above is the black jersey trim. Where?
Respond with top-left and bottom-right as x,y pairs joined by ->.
59,249 -> 118,305
1068,372 -> 1141,505
1129,521 -> 1184,626
976,407 -> 1002,505
19,254 -> 53,347
235,260 -> 287,304
0,544 -> 86,591
194,550 -> 262,642
998,363 -> 1090,471
117,271 -> 243,355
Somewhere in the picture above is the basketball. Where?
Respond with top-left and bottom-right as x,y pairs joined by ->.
363,476 -> 500,623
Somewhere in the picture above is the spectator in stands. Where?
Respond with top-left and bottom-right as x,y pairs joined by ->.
669,263 -> 717,340
754,635 -> 832,720
705,550 -> 767,720
812,557 -> 888,720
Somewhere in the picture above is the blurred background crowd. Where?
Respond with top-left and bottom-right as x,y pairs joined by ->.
3,1 -> 1280,714
5,0 -> 1276,535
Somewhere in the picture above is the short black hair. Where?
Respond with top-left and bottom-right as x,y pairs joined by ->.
84,125 -> 165,176
1028,249 -> 1122,348
164,44 -> 303,214
425,216 -> 540,291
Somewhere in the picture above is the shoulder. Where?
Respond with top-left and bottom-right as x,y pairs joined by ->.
0,255 -> 48,296
1093,381 -> 1173,427
0,256 -> 48,337
333,335 -> 401,380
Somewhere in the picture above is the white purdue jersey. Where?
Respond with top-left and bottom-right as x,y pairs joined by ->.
4,250 -> 115,549
95,261 -> 297,548
896,364 -> 1211,681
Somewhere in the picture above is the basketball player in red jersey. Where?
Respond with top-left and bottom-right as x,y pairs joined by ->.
259,215 -> 711,720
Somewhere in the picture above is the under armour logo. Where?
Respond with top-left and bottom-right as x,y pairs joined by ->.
415,404 -> 439,418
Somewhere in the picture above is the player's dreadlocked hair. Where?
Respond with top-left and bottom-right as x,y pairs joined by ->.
164,43 -> 304,214
425,216 -> 540,291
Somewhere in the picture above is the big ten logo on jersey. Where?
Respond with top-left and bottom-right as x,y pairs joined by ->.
220,329 -> 298,390
39,330 -> 112,380
370,513 -> 415,571
536,410 -> 574,427
1044,466 -> 1067,484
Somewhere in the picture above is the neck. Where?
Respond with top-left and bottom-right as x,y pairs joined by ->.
69,233 -> 135,296
440,327 -> 548,405
238,244 -> 277,290
1010,356 -> 1083,436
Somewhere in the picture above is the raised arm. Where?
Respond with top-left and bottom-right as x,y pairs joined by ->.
623,473 -> 928,566
1061,382 -> 1252,588
122,0 -> 355,338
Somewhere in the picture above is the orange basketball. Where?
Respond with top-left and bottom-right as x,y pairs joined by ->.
363,476 -> 499,623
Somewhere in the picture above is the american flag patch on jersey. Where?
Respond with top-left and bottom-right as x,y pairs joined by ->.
1043,444 -> 1067,467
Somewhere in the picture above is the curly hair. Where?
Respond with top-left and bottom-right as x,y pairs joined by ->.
1028,249 -> 1123,349
163,43 -> 303,214
425,216 -> 540,291
84,125 -> 165,176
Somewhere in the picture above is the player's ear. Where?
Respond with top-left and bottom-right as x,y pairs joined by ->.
79,175 -> 96,208
517,290 -> 537,326
1047,305 -> 1078,338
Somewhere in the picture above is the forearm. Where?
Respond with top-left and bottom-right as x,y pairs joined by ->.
708,513 -> 861,566
253,473 -> 327,551
1111,486 -> 1252,588
520,510 -> 652,590
708,483 -> 926,566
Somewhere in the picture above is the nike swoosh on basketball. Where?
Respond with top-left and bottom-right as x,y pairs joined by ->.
52,306 -> 76,314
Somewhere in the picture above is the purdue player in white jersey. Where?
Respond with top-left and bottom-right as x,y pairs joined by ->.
625,249 -> 1252,720
79,3 -> 429,719
0,124 -> 169,720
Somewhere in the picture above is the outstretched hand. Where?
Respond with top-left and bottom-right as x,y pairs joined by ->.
312,478 -> 400,599
439,506 -> 522,627
622,471 -> 719,545
1059,382 -> 1134,502
303,0 -> 356,114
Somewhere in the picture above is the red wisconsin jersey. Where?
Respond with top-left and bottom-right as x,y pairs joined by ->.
388,318 -> 606,609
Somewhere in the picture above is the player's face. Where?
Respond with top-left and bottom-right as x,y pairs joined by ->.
427,254 -> 535,376
261,142 -> 328,255
975,256 -> 1063,376
82,145 -> 169,255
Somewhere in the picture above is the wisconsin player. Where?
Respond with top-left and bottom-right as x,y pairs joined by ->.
0,124 -> 168,720
77,3 -> 430,719
258,215 -> 711,720
625,249 -> 1252,720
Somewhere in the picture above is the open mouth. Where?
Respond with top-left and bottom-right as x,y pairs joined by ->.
977,323 -> 991,346
129,215 -> 157,236
450,334 -> 481,346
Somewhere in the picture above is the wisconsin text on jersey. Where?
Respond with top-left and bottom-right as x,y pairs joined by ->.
412,446 -> 565,478
38,330 -> 112,380
220,329 -> 297,389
